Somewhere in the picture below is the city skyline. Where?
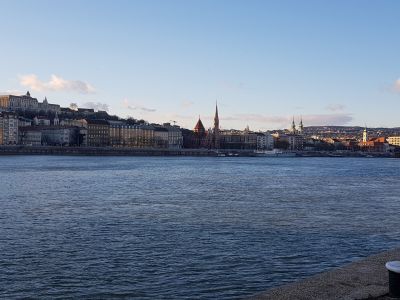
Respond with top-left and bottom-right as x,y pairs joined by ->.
1,0 -> 400,130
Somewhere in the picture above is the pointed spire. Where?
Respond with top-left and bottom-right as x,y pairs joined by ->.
214,100 -> 219,129
299,116 -> 304,133
291,116 -> 296,133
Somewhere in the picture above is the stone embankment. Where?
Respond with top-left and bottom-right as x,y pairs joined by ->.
0,146 -> 397,157
249,248 -> 400,300
0,145 -> 221,156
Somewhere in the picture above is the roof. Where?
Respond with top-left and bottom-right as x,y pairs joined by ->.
194,118 -> 205,132
154,127 -> 168,132
86,119 -> 110,125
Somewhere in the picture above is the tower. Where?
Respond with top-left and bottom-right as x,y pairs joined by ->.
363,127 -> 368,143
291,116 -> 296,134
213,102 -> 220,149
298,116 -> 304,134
53,111 -> 59,126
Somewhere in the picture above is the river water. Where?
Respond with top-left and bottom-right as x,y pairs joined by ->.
0,156 -> 399,299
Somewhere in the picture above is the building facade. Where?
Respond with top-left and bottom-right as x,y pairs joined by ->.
0,91 -> 60,113
387,136 -> 400,147
19,128 -> 42,146
256,132 -> 274,150
0,112 -> 19,145
109,123 -> 155,148
87,119 -> 110,147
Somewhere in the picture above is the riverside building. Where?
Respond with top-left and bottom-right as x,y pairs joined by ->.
87,119 -> 110,147
109,123 -> 156,148
387,136 -> 400,147
0,112 -> 19,145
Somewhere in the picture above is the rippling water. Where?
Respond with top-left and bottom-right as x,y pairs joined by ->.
0,156 -> 400,299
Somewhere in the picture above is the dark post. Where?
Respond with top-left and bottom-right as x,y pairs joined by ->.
386,261 -> 400,298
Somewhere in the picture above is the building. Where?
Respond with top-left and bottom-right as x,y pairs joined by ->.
387,136 -> 400,147
87,119 -> 110,147
19,128 -> 42,146
219,129 -> 258,150
0,91 -> 60,113
163,123 -> 183,149
153,126 -> 169,148
0,112 -> 19,145
256,132 -> 274,150
360,136 -> 389,152
278,117 -> 305,150
33,116 -> 51,126
60,119 -> 87,128
275,133 -> 304,150
41,127 -> 78,146
110,123 -> 155,148
18,117 -> 32,127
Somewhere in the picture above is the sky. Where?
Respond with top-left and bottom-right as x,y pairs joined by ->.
0,0 -> 400,130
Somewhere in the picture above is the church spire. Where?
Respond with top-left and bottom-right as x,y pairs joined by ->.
214,101 -> 219,129
299,116 -> 304,133
291,116 -> 296,133
363,126 -> 368,143
213,101 -> 220,149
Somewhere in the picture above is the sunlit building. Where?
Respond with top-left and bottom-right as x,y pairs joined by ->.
387,136 -> 400,147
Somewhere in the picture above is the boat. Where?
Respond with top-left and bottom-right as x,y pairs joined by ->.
254,149 -> 297,157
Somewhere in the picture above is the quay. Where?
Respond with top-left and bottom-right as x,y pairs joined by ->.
0,146 -> 396,157
249,248 -> 400,300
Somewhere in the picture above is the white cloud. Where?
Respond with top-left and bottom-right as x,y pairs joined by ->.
19,74 -> 95,94
0,89 -> 24,96
394,78 -> 400,92
82,102 -> 109,112
326,104 -> 346,112
123,99 -> 156,112
181,100 -> 194,108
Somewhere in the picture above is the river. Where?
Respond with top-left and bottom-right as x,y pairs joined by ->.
0,156 -> 399,299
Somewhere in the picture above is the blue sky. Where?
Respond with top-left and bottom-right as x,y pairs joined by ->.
1,0 -> 399,130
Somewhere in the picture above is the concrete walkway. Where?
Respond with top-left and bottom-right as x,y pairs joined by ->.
249,248 -> 400,300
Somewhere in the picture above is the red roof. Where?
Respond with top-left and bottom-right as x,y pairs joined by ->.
194,118 -> 205,133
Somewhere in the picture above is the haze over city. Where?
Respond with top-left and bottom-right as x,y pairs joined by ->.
1,0 -> 400,130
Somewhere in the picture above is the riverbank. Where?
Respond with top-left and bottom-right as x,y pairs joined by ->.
249,248 -> 400,300
0,145 -> 397,157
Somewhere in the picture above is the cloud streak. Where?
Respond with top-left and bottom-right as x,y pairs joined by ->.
326,104 -> 346,112
181,100 -> 194,108
220,113 -> 353,127
19,74 -> 95,94
0,89 -> 24,96
123,99 -> 156,112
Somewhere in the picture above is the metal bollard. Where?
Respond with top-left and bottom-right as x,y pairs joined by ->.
386,261 -> 400,298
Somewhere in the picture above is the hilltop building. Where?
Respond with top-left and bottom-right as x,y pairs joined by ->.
0,91 -> 60,113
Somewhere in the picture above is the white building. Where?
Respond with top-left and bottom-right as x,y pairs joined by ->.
256,132 -> 274,150
0,112 -> 19,145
